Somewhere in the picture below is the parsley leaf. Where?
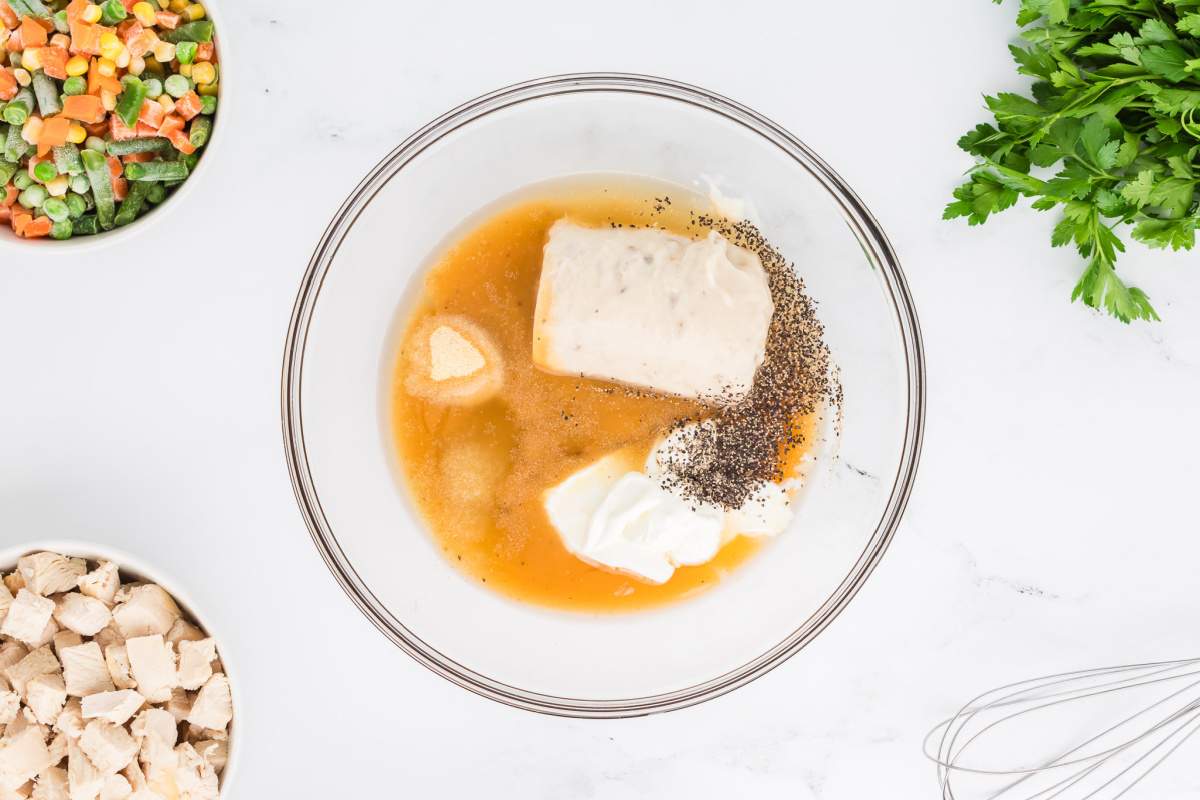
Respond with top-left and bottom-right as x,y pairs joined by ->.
951,0 -> 1200,323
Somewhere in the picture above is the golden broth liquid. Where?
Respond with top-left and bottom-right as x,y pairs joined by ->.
391,177 -> 813,612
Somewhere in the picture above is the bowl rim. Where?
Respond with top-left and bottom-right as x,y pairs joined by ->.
281,72 -> 926,718
0,0 -> 229,254
0,540 -> 242,792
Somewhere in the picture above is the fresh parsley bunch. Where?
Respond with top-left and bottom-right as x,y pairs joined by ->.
947,0 -> 1200,322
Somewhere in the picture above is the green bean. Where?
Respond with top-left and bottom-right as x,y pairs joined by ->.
99,0 -> 126,25
50,218 -> 73,240
161,20 -> 214,43
62,76 -> 87,97
105,137 -> 171,156
113,179 -> 151,226
80,149 -> 115,230
72,214 -> 99,236
52,10 -> 69,34
6,0 -> 49,17
65,192 -> 87,219
0,159 -> 16,187
161,179 -> 183,188
115,77 -> 147,128
188,116 -> 212,148
41,196 -> 69,222
123,160 -> 188,182
4,123 -> 30,164
52,144 -> 84,177
3,89 -> 34,126
32,71 -> 62,117
146,182 -> 166,204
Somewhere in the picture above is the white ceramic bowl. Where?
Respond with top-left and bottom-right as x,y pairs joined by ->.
0,540 -> 240,793
0,0 -> 230,254
284,74 -> 925,717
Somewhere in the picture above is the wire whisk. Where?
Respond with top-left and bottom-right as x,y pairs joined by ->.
924,658 -> 1200,800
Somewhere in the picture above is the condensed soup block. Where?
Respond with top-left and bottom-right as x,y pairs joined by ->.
533,220 -> 774,401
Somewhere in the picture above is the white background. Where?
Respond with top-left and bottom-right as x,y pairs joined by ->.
2,0 -> 1199,797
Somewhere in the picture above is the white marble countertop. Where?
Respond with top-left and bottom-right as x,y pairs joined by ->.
2,0 -> 1199,796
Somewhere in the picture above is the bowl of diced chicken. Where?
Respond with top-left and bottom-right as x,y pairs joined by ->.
0,545 -> 236,799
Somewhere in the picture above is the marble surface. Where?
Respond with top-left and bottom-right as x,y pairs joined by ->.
2,0 -> 1199,796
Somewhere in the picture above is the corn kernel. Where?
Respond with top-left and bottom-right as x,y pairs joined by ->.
20,48 -> 42,71
157,94 -> 175,114
81,3 -> 102,23
100,89 -> 116,111
13,68 -> 31,87
65,55 -> 89,77
67,123 -> 86,144
190,61 -> 215,85
197,80 -> 217,97
168,0 -> 187,12
97,57 -> 116,77
115,47 -> 130,69
0,28 -> 9,48
128,54 -> 145,75
178,63 -> 192,78
152,40 -> 175,62
21,117 -> 42,145
46,175 -> 69,197
131,1 -> 157,25
182,2 -> 204,20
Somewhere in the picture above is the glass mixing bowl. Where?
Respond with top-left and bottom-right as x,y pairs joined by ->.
283,73 -> 925,717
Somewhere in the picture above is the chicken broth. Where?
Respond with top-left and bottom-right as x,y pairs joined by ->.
390,177 -> 815,612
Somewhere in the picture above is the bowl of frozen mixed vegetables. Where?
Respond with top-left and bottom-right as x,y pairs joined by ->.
0,0 -> 219,242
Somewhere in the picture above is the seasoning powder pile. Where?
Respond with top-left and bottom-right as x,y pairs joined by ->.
653,215 -> 836,510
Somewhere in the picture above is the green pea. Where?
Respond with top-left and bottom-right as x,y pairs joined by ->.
50,219 -> 73,240
143,78 -> 163,99
200,95 -> 216,115
52,10 -> 70,33
62,76 -> 87,97
175,41 -> 197,65
42,197 -> 69,222
32,161 -> 57,183
163,74 -> 191,99
99,0 -> 127,25
69,174 -> 90,194
65,192 -> 87,219
12,171 -> 32,191
18,185 -> 47,208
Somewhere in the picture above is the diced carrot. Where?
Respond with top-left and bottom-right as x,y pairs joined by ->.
0,206 -> 10,225
1,184 -> 16,206
20,17 -> 47,48
39,46 -> 69,80
157,114 -> 184,138
85,57 -> 121,95
0,68 -> 17,102
134,122 -> 158,137
0,1 -> 18,30
106,155 -> 123,178
174,90 -> 202,121
22,215 -> 52,238
196,42 -> 214,62
167,129 -> 195,155
66,0 -> 89,23
6,29 -> 21,54
119,0 -> 136,10
36,115 -> 70,157
122,151 -> 154,163
70,21 -> 107,56
12,208 -> 31,236
116,19 -> 139,39
137,98 -> 164,128
62,94 -> 106,123
128,29 -> 155,58
154,11 -> 179,29
109,114 -> 137,141
111,176 -> 127,202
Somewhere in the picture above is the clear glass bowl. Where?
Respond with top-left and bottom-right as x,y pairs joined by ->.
283,74 -> 925,717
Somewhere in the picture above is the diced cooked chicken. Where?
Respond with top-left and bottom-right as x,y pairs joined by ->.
23,676 -> 65,727
109,591 -> 177,643
25,623 -> 57,654
4,649 -> 60,700
87,632 -> 118,657
128,709 -> 175,780
0,695 -> 18,727
0,727 -> 55,791
46,732 -> 66,765
172,642 -> 213,695
191,740 -> 223,777
0,645 -> 28,678
15,557 -> 82,600
30,765 -> 67,800
161,692 -> 188,726
182,676 -> 228,735
95,775 -> 128,800
117,763 -> 142,794
1,576 -> 23,597
172,744 -> 216,800
66,741 -> 103,800
52,700 -> 82,744
51,599 -> 109,642
0,586 -> 13,630
1,594 -> 56,649
74,567 -> 117,612
48,635 -> 80,663
97,651 -> 131,696
79,694 -> 142,730
78,723 -> 136,776
58,646 -> 112,699
121,641 -> 172,707
162,622 -> 203,649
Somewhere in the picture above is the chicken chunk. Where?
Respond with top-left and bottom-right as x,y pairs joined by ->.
172,642 -> 213,695
75,566 -> 118,610
23,676 -> 65,727
109,590 -> 178,642
0,727 -> 54,791
30,765 -> 67,800
1,595 -> 55,649
79,694 -> 142,730
66,741 -> 102,800
182,676 -> 229,734
15,556 -> 83,599
58,646 -> 112,699
98,650 -> 131,695
78,723 -> 136,776
3,649 -> 59,700
121,641 -> 172,706
52,599 -> 109,641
